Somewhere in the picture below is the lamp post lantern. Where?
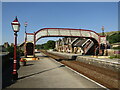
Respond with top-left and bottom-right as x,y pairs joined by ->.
11,16 -> 20,80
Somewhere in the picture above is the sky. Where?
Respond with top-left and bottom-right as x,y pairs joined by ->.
2,2 -> 118,45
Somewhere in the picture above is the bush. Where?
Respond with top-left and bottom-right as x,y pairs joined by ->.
112,46 -> 120,50
6,46 -> 23,58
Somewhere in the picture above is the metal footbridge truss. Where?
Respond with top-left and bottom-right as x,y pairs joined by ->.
35,28 -> 106,44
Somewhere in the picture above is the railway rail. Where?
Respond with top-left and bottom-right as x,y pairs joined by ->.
40,50 -> 119,89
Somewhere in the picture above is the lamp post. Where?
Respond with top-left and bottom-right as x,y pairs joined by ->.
11,16 -> 20,80
102,26 -> 104,36
24,21 -> 27,33
24,22 -> 27,57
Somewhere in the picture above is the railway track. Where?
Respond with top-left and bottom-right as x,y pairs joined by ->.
40,50 -> 119,89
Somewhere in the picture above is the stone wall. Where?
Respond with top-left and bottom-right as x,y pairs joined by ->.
76,56 -> 120,72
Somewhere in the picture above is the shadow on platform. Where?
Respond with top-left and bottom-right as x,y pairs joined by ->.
24,63 -> 34,66
18,65 -> 65,80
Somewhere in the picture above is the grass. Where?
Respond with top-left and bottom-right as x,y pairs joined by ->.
109,54 -> 120,59
98,31 -> 120,36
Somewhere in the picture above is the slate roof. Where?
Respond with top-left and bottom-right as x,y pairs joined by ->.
73,39 -> 88,47
62,37 -> 67,45
56,37 -> 90,47
19,42 -> 25,47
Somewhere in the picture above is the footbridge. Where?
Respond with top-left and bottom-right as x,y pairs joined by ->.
24,28 -> 107,57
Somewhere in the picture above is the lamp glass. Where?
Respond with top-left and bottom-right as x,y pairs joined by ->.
12,24 -> 20,32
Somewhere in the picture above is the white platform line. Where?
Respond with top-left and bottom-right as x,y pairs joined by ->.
52,58 -> 108,89
65,65 -> 108,89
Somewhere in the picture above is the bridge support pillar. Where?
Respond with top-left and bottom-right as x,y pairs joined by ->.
33,32 -> 36,57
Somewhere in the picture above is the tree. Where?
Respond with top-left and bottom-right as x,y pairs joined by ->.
107,32 -> 120,44
36,44 -> 44,49
43,40 -> 55,50
36,40 -> 55,50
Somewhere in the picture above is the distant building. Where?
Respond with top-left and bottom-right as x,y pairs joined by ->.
55,37 -> 95,55
3,42 -> 10,48
0,45 -> 7,52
